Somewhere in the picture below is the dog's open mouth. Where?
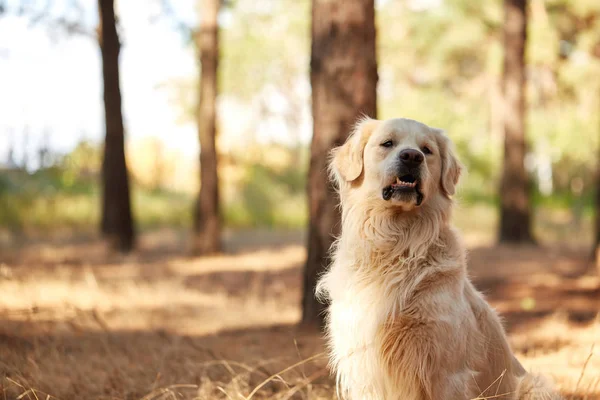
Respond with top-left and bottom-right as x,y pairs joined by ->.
391,174 -> 417,189
382,174 -> 424,205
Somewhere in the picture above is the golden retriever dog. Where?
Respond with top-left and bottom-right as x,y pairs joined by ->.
316,118 -> 561,400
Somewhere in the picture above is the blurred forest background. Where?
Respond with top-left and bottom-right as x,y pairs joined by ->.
1,0 -> 600,399
1,0 -> 599,245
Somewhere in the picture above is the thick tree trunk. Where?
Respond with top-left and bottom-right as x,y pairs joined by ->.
192,0 -> 221,255
499,0 -> 534,244
98,0 -> 135,252
302,0 -> 378,326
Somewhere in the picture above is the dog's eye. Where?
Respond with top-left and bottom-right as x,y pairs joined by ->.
421,146 -> 432,155
381,140 -> 394,148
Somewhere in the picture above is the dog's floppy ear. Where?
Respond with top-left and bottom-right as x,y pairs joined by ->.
433,128 -> 462,197
331,118 -> 379,183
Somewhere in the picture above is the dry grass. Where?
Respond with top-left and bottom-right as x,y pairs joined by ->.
0,229 -> 599,399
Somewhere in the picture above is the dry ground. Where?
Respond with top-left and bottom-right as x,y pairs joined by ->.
0,229 -> 599,399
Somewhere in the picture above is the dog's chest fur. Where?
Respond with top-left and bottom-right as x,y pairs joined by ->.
324,258 -> 430,400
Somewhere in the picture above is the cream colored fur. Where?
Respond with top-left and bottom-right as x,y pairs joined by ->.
316,118 -> 561,400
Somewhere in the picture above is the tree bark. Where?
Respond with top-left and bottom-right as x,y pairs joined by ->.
302,0 -> 378,326
192,0 -> 221,255
499,0 -> 534,244
98,0 -> 135,252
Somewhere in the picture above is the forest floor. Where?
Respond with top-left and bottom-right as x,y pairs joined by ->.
0,228 -> 599,399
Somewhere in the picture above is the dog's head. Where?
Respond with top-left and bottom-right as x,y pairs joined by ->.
330,117 -> 462,213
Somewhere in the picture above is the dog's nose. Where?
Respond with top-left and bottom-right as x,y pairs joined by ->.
399,148 -> 424,167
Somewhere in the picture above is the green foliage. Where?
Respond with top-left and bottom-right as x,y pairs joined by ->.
220,0 -> 310,100
160,0 -> 311,131
0,141 -> 308,233
0,168 -> 193,233
223,149 -> 308,229
0,168 -> 97,232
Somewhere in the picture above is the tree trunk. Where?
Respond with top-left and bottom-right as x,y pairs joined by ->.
98,0 -> 135,252
302,0 -> 378,326
498,0 -> 534,244
595,99 -> 600,273
192,0 -> 221,255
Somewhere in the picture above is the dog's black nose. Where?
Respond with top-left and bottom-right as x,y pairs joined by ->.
399,148 -> 424,167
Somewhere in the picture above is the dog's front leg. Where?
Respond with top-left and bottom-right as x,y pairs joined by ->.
377,317 -> 476,400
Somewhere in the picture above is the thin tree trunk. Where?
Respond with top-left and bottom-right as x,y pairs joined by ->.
302,0 -> 378,326
192,0 -> 221,255
98,0 -> 135,252
595,99 -> 600,273
499,0 -> 534,244
593,41 -> 600,274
